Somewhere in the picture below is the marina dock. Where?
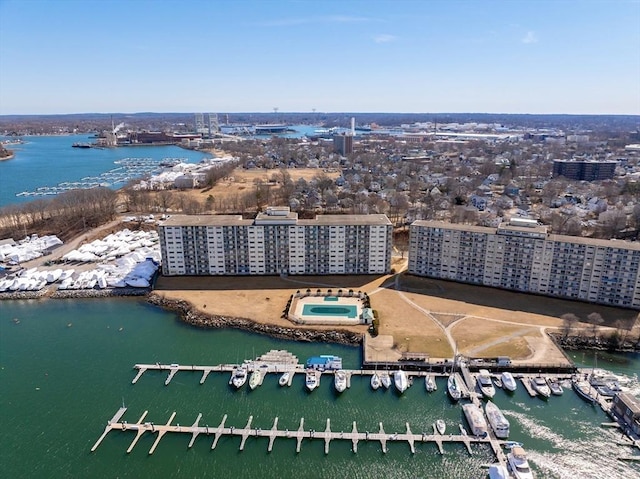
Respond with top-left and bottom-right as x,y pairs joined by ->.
91,407 -> 506,457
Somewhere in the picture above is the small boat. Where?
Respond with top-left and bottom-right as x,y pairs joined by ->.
530,376 -> 551,398
231,367 -> 247,389
425,375 -> 437,392
459,424 -> 468,436
462,403 -> 488,437
493,376 -> 503,389
249,370 -> 261,390
548,378 -> 564,395
435,419 -> 446,435
394,370 -> 408,393
380,372 -> 392,389
477,369 -> 496,398
279,372 -> 290,387
488,464 -> 510,479
334,370 -> 347,393
305,370 -> 319,391
370,373 -> 381,390
572,379 -> 597,404
501,372 -> 518,392
507,446 -> 534,479
504,441 -> 523,449
485,400 -> 510,438
447,374 -> 462,401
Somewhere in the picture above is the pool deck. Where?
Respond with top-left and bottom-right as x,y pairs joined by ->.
289,294 -> 364,325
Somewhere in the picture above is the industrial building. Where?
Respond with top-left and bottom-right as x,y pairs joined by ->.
158,207 -> 392,276
408,219 -> 640,308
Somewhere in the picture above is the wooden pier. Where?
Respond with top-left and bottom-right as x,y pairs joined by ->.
91,407 -> 506,458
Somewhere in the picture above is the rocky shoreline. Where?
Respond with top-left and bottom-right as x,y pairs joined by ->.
147,293 -> 362,346
550,332 -> 640,353
0,287 -> 150,301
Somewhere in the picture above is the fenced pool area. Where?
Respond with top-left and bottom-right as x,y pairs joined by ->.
287,290 -> 369,325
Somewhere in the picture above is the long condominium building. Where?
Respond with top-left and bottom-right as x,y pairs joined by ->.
158,207 -> 392,276
409,219 -> 640,309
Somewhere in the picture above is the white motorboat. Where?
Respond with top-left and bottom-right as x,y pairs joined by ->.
279,372 -> 290,387
425,374 -> 437,392
547,378 -> 563,395
462,403 -> 488,437
501,372 -> 518,392
530,376 -> 551,398
305,370 -> 319,391
447,374 -> 462,401
334,370 -> 347,393
370,373 -> 381,390
231,367 -> 247,389
394,370 -> 408,393
249,370 -> 261,390
507,446 -> 534,479
485,400 -> 510,438
488,464 -> 510,479
435,419 -> 446,435
477,369 -> 496,398
380,372 -> 392,389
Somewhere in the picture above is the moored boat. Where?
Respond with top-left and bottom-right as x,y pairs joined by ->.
447,374 -> 462,401
501,372 -> 518,392
477,369 -> 496,398
370,373 -> 381,390
435,419 -> 446,435
279,371 -> 290,387
380,372 -> 391,389
394,370 -> 408,393
507,446 -> 534,479
425,374 -> 437,392
572,379 -> 597,404
231,367 -> 247,389
547,378 -> 564,395
462,403 -> 488,437
488,464 -> 510,479
334,370 -> 347,393
305,370 -> 319,391
249,370 -> 261,390
485,400 -> 510,438
530,376 -> 551,398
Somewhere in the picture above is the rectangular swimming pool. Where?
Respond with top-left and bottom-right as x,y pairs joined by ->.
323,296 -> 339,302
301,304 -> 358,318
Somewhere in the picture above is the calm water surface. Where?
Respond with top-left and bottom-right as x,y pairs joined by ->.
1,299 -> 639,479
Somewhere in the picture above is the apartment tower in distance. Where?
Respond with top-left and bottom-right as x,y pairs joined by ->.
408,218 -> 640,309
158,207 -> 392,276
552,159 -> 617,181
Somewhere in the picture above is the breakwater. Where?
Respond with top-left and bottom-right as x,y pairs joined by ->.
147,293 -> 362,346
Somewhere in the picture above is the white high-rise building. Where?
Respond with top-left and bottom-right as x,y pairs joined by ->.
159,207 -> 392,276
409,220 -> 640,309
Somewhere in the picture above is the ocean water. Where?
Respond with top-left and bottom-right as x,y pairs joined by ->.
1,298 -> 639,479
0,135 -> 209,207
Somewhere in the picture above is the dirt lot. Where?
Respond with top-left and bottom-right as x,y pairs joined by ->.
164,166 -> 340,211
155,268 -> 639,365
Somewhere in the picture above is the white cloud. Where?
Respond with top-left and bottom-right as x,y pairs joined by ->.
522,31 -> 538,44
374,34 -> 397,44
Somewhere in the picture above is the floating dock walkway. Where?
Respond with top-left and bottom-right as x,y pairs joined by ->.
92,407 -> 506,457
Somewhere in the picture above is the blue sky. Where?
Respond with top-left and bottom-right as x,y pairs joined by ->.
1,0 -> 639,115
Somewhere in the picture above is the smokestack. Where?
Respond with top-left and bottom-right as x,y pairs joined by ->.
351,117 -> 355,136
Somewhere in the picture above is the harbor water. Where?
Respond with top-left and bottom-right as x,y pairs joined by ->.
0,135 -> 210,207
1,298 -> 639,478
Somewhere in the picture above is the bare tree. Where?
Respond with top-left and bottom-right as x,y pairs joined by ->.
561,313 -> 580,339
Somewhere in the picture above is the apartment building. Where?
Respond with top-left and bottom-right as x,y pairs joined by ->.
409,219 -> 640,309
158,207 -> 392,276
552,159 -> 617,181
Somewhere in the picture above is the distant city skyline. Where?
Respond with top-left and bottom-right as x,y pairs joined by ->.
0,0 -> 639,116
